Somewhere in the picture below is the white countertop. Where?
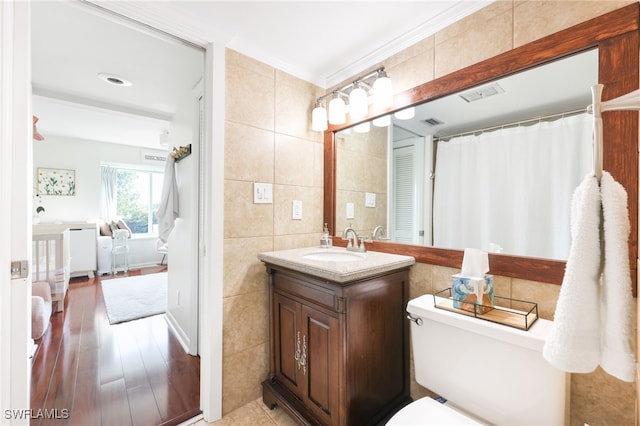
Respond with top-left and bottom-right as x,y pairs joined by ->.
258,246 -> 415,283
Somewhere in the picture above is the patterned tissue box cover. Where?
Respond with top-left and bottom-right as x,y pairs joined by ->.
451,274 -> 494,313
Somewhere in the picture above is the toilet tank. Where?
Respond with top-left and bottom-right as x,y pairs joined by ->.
407,294 -> 567,426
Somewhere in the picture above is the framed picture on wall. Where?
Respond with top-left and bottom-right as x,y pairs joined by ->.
37,167 -> 76,196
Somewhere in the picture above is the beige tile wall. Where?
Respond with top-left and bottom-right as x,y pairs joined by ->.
223,49 -> 324,414
221,0 -> 638,423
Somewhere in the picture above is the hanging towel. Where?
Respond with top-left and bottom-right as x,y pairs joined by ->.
157,156 -> 179,242
599,171 -> 636,382
542,174 -> 602,373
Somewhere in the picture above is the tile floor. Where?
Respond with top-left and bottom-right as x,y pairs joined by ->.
188,398 -> 297,426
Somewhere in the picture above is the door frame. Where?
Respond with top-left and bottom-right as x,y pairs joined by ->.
0,2 -> 225,423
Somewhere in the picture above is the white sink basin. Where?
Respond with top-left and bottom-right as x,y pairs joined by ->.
303,250 -> 365,262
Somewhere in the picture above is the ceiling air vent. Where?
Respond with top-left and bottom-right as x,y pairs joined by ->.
423,117 -> 444,126
459,82 -> 505,103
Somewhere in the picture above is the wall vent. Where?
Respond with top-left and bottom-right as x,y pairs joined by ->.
142,151 -> 168,164
423,117 -> 444,126
459,83 -> 505,103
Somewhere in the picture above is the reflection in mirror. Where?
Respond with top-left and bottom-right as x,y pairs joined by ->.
335,49 -> 597,261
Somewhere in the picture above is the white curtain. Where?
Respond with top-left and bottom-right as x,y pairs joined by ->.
433,113 -> 592,260
100,166 -> 118,220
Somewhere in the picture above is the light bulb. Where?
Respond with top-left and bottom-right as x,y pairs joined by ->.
354,122 -> 370,133
311,104 -> 328,131
373,115 -> 390,127
349,83 -> 368,119
328,94 -> 346,125
394,106 -> 415,120
373,71 -> 393,108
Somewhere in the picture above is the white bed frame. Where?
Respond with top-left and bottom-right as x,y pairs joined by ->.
32,228 -> 70,312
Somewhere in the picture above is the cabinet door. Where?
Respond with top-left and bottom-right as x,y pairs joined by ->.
301,304 -> 340,425
69,228 -> 96,274
273,293 -> 303,396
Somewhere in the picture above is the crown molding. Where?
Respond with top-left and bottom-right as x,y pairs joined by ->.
324,1 -> 494,88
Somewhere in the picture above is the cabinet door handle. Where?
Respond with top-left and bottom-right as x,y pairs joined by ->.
295,331 -> 302,371
300,334 -> 307,375
294,331 -> 307,375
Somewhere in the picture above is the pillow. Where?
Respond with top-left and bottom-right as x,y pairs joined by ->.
100,221 -> 112,237
117,219 -> 132,238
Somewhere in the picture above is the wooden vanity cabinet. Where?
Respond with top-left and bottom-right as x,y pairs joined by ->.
262,264 -> 411,426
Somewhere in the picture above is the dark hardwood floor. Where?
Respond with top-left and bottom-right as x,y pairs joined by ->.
30,266 -> 201,426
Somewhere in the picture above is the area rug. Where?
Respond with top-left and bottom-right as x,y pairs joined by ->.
101,272 -> 167,325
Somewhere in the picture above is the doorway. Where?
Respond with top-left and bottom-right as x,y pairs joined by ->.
30,0 -> 204,421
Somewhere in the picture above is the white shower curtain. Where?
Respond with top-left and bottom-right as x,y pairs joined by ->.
433,113 -> 592,260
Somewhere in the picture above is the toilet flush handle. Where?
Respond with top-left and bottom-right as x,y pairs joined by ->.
406,314 -> 423,326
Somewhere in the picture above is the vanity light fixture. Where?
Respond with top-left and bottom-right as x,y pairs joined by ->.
372,68 -> 393,108
354,121 -> 370,133
349,81 -> 368,120
394,106 -> 415,120
373,114 -> 391,127
311,67 -> 393,130
328,92 -> 347,125
311,100 -> 328,131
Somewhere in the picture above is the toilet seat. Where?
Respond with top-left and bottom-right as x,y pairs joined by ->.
386,397 -> 484,425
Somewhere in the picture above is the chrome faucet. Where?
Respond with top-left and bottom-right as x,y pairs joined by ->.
342,224 -> 365,252
371,225 -> 385,241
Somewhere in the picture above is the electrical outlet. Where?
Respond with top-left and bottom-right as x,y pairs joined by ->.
346,202 -> 355,219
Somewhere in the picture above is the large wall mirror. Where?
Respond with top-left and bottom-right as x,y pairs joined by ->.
324,4 -> 639,291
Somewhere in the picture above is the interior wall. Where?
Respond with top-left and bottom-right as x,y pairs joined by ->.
221,49 -> 324,414
165,87 -> 200,355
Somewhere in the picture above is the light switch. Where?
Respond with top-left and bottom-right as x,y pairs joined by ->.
253,182 -> 273,204
346,202 -> 355,219
292,200 -> 303,219
365,192 -> 376,208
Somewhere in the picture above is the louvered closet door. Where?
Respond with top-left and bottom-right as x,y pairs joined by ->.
392,144 -> 419,244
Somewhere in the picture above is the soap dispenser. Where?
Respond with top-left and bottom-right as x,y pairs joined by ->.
320,223 -> 332,247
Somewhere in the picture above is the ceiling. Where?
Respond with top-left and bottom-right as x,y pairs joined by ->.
33,1 -> 594,150
31,1 -> 493,149
391,48 -> 597,138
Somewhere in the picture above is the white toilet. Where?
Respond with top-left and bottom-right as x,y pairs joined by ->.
387,294 -> 567,425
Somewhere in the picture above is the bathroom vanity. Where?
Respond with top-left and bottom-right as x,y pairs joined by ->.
259,247 -> 415,425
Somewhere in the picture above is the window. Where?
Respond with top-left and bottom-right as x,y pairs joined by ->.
114,168 -> 164,235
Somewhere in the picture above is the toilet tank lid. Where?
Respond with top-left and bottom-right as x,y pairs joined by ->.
407,294 -> 553,352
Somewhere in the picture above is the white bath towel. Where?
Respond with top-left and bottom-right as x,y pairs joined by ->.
599,171 -> 636,382
157,156 -> 179,241
543,174 -> 602,373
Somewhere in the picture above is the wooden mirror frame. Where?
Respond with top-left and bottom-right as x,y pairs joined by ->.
324,4 -> 639,294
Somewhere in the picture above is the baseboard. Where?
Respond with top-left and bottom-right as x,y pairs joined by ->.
164,311 -> 192,355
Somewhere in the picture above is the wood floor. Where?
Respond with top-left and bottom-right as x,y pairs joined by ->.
30,266 -> 201,426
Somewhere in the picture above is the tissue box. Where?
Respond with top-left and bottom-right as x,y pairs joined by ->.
451,274 -> 494,314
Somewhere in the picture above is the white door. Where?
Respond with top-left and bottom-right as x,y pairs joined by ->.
1,1 -> 32,423
390,133 -> 430,245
